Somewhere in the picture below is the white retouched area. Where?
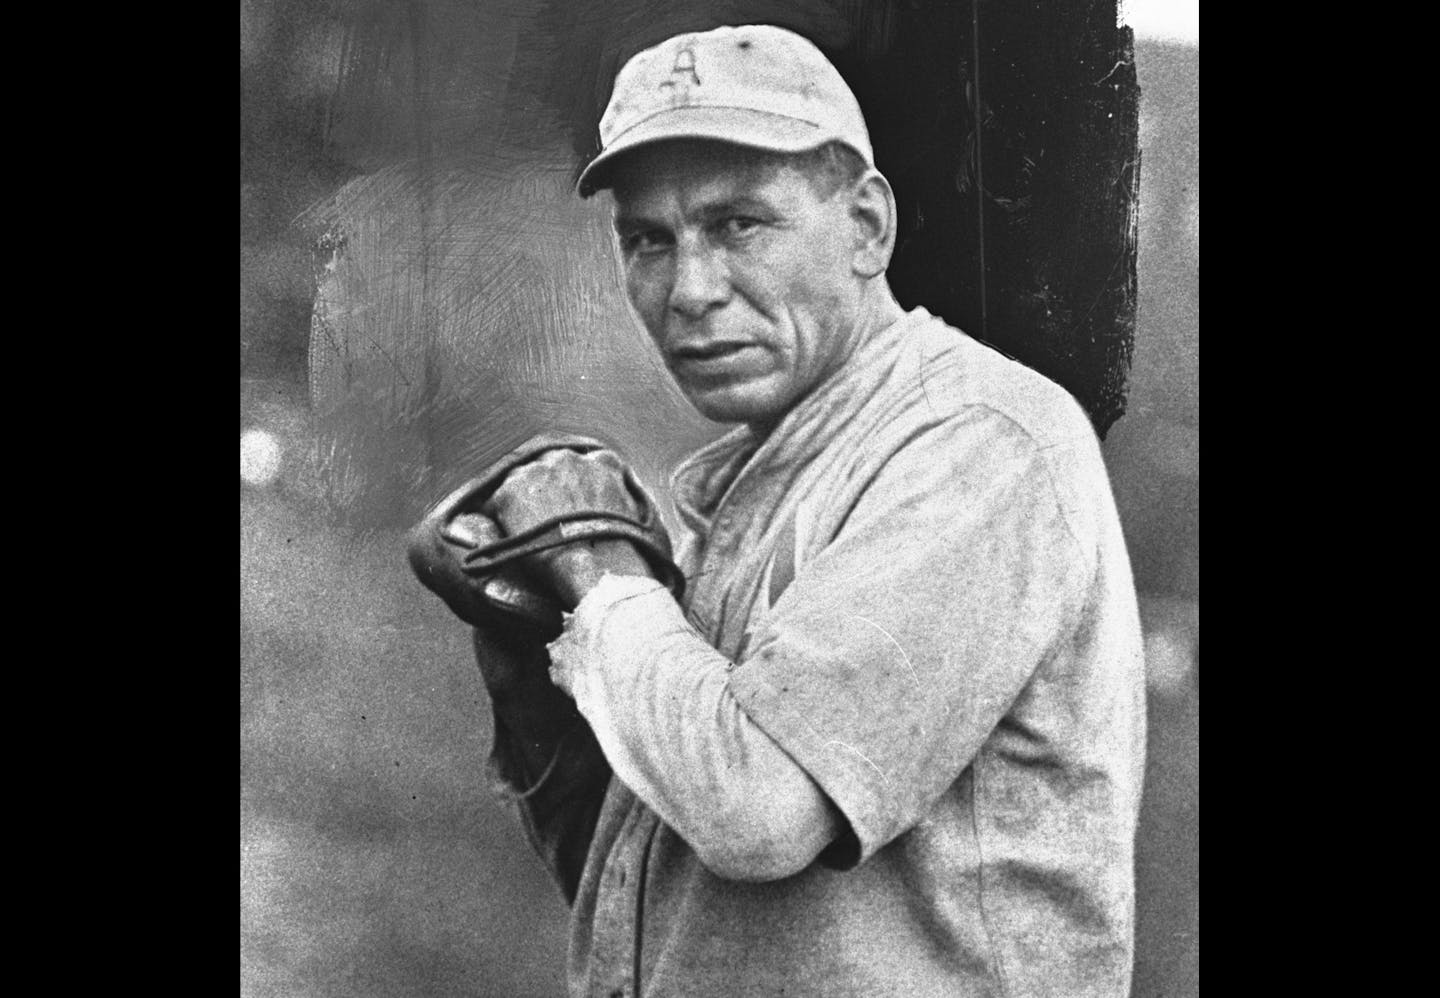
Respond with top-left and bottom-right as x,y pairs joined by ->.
1123,0 -> 1199,45
241,429 -> 284,487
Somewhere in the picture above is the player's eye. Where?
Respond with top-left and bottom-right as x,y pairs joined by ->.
717,216 -> 761,240
622,229 -> 672,255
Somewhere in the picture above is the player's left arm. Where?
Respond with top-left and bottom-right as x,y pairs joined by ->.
545,574 -> 844,881
485,449 -> 844,882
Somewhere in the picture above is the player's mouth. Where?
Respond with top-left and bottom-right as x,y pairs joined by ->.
667,342 -> 763,379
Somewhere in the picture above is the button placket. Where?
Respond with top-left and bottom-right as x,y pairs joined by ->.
591,805 -> 646,998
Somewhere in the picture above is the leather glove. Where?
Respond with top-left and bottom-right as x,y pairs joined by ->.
407,432 -> 685,642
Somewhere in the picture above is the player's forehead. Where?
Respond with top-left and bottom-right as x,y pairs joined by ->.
609,140 -> 806,221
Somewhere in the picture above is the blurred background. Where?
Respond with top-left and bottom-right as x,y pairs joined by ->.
241,1 -> 1197,995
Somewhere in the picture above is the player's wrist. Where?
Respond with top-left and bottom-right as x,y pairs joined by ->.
546,540 -> 655,606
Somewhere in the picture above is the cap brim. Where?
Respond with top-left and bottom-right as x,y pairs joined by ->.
576,106 -> 832,197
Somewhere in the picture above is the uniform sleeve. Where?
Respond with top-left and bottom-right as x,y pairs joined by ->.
726,412 -> 1095,866
550,575 -> 844,882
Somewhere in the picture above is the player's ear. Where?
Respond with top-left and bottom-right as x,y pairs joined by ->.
848,170 -> 897,279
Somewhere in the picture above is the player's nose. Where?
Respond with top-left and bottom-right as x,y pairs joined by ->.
668,239 -> 730,321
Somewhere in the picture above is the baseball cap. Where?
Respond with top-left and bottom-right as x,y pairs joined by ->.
577,24 -> 874,197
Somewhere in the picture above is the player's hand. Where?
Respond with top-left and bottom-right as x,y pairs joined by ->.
484,449 -> 657,604
485,447 -> 641,532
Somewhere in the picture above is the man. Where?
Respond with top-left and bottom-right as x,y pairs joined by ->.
458,23 -> 1145,998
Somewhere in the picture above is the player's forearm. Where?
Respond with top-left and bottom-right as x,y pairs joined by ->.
544,539 -> 655,607
473,627 -> 583,778
606,651 -> 842,882
488,703 -> 611,903
475,628 -> 613,902
550,575 -> 842,882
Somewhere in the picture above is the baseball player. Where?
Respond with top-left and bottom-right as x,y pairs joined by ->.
411,23 -> 1146,998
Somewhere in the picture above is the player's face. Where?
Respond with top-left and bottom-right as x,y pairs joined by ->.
610,141 -> 865,429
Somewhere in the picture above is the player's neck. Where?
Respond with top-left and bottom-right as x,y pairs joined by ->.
855,282 -> 907,344
746,283 -> 908,440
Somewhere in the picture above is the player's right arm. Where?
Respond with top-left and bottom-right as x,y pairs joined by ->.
476,623 -> 612,904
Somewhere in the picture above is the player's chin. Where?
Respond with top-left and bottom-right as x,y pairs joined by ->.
680,374 -> 796,427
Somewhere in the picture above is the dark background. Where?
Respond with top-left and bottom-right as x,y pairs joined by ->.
241,2 -> 1197,994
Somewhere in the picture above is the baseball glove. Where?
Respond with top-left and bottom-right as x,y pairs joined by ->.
407,432 -> 686,640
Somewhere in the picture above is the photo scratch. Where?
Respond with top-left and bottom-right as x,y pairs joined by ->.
854,614 -> 921,685
824,739 -> 892,785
